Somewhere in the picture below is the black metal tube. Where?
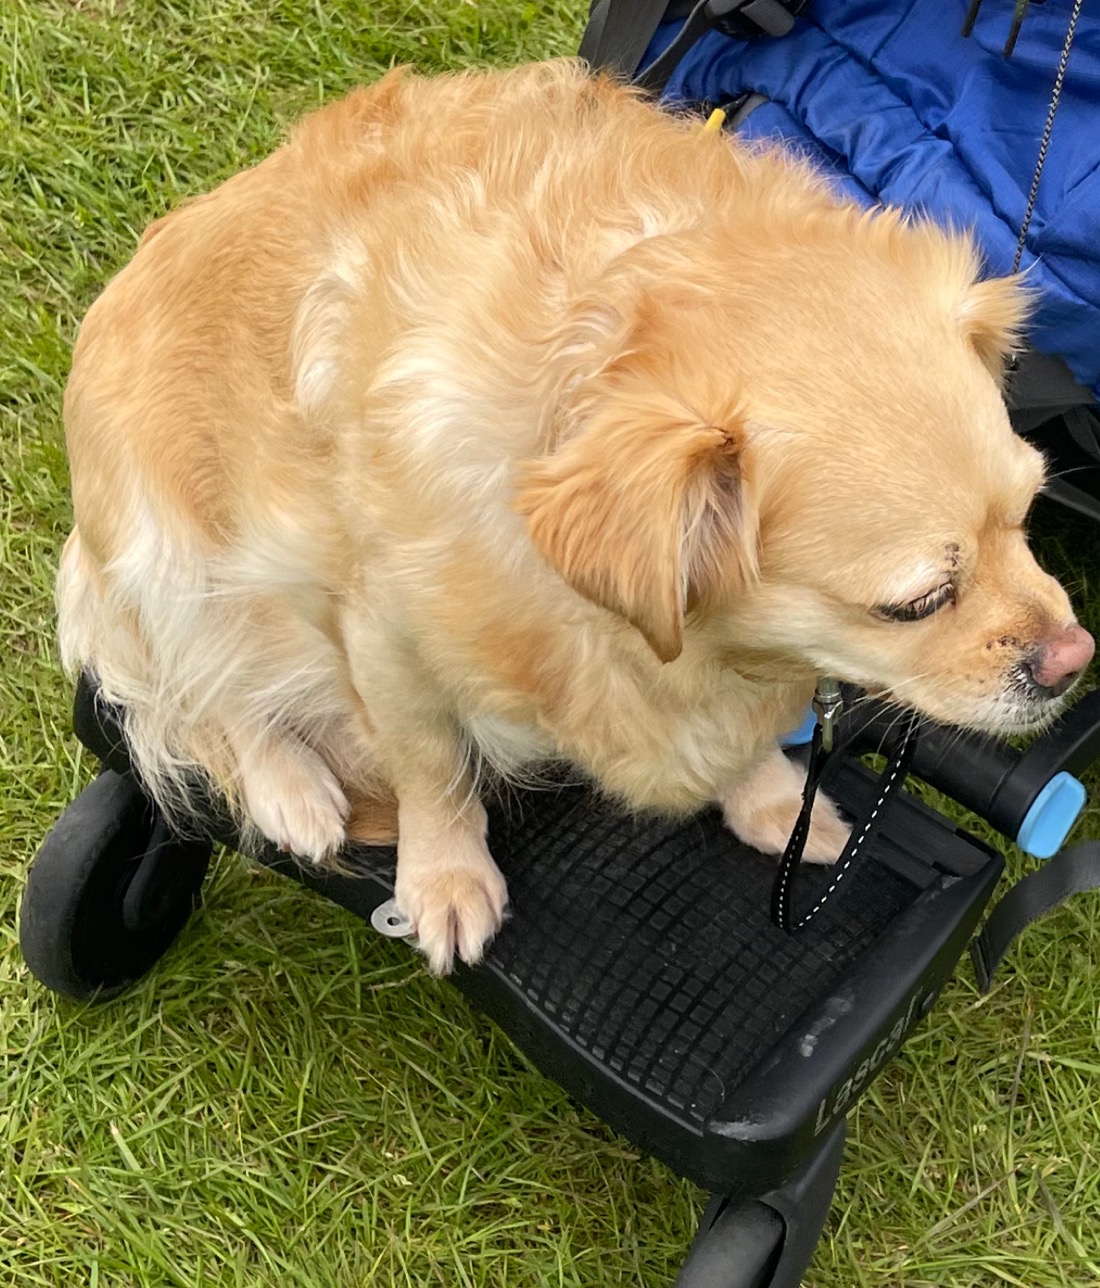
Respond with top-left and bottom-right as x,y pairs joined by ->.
843,688 -> 1100,840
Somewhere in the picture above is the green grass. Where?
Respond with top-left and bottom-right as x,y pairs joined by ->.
3,2 -> 1100,1284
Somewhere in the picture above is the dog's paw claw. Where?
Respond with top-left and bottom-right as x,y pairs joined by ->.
398,863 -> 508,975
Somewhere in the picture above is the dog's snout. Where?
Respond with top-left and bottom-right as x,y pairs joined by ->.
1023,624 -> 1095,698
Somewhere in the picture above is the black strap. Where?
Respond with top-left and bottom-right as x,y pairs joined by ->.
578,0 -> 673,78
971,841 -> 1100,992
581,0 -> 805,94
633,0 -> 714,93
1064,405 -> 1100,464
771,713 -> 921,933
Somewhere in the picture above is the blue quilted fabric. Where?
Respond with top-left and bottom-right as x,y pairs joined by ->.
645,1 -> 1100,399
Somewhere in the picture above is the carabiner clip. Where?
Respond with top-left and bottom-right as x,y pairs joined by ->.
812,677 -> 844,753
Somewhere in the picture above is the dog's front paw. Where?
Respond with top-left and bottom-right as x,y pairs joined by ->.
396,856 -> 508,976
239,737 -> 350,863
721,750 -> 849,864
800,793 -> 851,865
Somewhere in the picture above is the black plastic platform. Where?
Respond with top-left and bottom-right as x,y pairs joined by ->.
72,673 -> 1003,1196
256,766 -> 1000,1197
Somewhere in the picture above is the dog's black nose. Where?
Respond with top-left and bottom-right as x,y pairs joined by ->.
1023,624 -> 1095,697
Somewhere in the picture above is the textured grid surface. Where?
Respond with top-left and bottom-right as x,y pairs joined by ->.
476,783 -> 920,1126
289,774 -> 927,1128
81,674 -> 925,1129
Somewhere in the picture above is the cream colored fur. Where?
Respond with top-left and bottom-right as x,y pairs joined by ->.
59,60 -> 1088,973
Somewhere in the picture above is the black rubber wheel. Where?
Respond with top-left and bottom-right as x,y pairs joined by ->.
673,1199 -> 784,1288
20,769 -> 212,1001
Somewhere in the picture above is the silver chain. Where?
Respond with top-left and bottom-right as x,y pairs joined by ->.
1012,0 -> 1086,275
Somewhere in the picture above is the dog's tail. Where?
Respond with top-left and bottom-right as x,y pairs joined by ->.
56,524 -> 249,841
57,522 -> 390,860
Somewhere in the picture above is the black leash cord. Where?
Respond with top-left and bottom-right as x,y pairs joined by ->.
771,712 -> 921,933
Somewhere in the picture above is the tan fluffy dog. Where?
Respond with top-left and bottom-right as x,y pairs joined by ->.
58,60 -> 1093,973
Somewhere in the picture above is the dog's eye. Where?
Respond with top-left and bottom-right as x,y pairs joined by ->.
874,583 -> 956,623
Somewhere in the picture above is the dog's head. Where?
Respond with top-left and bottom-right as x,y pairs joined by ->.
516,212 -> 1093,734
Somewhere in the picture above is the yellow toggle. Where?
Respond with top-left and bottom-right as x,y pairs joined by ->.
702,107 -> 727,134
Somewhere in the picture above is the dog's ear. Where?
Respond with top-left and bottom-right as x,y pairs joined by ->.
514,389 -> 757,663
959,274 -> 1033,379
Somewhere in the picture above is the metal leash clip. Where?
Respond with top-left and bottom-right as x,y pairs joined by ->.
812,677 -> 844,753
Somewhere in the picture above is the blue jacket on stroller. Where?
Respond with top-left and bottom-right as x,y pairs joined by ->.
640,1 -> 1099,407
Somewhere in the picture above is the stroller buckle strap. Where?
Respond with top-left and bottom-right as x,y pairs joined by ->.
711,0 -> 797,39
